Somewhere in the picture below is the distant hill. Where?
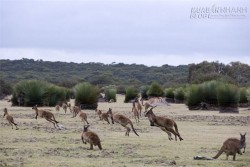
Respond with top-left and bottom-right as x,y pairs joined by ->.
0,59 -> 249,90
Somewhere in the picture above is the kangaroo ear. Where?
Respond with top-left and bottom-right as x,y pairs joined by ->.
244,132 -> 246,136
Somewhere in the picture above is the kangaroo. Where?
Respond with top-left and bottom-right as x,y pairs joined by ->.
3,108 -> 18,130
136,101 -> 142,116
213,133 -> 246,161
79,111 -> 89,124
72,106 -> 81,118
144,107 -> 183,141
95,109 -> 102,120
98,109 -> 111,124
32,105 -> 59,128
81,125 -> 102,150
62,103 -> 67,113
55,105 -> 60,111
132,102 -> 139,123
109,108 -> 139,136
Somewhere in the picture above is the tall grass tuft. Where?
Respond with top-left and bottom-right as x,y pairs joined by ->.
74,82 -> 99,109
124,87 -> 138,103
104,88 -> 117,102
185,85 -> 203,110
217,83 -> 239,113
147,82 -> 164,97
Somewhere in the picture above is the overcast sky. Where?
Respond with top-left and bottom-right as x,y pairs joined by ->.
0,0 -> 249,66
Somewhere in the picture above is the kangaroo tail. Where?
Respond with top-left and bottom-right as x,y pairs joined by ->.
213,147 -> 224,159
130,122 -> 139,136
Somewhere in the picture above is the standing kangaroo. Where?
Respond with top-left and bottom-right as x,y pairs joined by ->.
144,107 -> 183,141
32,105 -> 59,128
109,108 -> 139,136
3,108 -> 18,130
132,102 -> 140,123
81,125 -> 102,150
213,133 -> 246,161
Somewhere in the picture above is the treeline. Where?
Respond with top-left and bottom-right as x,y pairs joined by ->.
0,59 -> 250,99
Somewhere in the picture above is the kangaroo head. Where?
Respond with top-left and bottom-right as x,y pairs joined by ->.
144,107 -> 155,117
240,133 -> 246,143
83,124 -> 90,132
32,105 -> 38,110
107,108 -> 112,114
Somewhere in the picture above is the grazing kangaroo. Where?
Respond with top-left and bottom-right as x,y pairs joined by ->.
3,108 -> 18,130
32,105 -> 59,128
79,111 -> 89,124
81,125 -> 102,150
109,108 -> 139,136
144,107 -> 183,141
213,133 -> 246,161
132,102 -> 140,123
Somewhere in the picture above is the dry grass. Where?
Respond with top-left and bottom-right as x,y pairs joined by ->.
0,95 -> 250,167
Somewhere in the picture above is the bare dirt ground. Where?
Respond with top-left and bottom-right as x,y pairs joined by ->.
0,95 -> 250,167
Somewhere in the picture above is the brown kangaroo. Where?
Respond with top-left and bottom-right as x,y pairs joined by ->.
62,103 -> 67,113
32,105 -> 59,128
132,102 -> 139,123
144,107 -> 183,141
81,125 -> 102,150
213,133 -> 246,161
136,101 -> 142,116
79,111 -> 89,124
95,109 -> 102,120
100,109 -> 111,124
109,108 -> 139,136
72,106 -> 81,118
3,108 -> 18,130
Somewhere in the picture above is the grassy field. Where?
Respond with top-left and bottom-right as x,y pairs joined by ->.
0,95 -> 250,167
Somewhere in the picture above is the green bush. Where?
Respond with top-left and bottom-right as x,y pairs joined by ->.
185,85 -> 203,109
239,87 -> 248,104
105,88 -> 117,102
74,82 -> 99,109
201,80 -> 220,105
216,83 -> 239,108
174,87 -> 185,101
140,85 -> 150,99
164,88 -> 175,99
44,86 -> 68,106
0,79 -> 12,99
124,87 -> 138,103
247,88 -> 250,103
147,82 -> 164,97
12,80 -> 48,106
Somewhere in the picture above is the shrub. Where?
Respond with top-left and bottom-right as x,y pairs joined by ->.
140,85 -> 150,100
44,86 -> 68,106
164,88 -> 175,99
0,79 -> 12,99
216,83 -> 239,112
74,82 -> 99,109
247,88 -> 250,103
174,87 -> 185,102
124,87 -> 139,103
11,80 -> 48,106
147,82 -> 164,97
185,85 -> 203,110
239,87 -> 248,104
201,80 -> 220,105
104,88 -> 117,102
